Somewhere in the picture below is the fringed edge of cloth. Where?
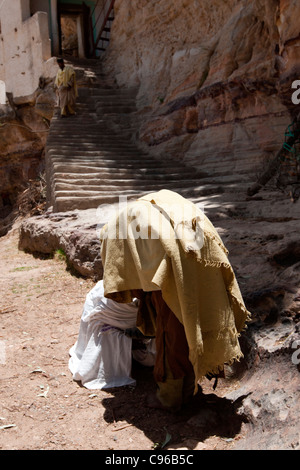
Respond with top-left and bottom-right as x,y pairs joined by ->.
190,329 -> 246,381
199,350 -> 245,379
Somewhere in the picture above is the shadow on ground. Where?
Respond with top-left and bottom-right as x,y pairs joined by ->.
101,361 -> 249,449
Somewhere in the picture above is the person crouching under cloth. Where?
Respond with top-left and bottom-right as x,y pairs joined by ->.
99,189 -> 251,413
54,58 -> 78,117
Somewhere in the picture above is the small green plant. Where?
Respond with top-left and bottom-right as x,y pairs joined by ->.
152,432 -> 171,450
54,248 -> 67,262
11,266 -> 35,272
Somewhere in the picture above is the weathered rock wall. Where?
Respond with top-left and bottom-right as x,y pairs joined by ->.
103,0 -> 300,183
0,78 -> 56,236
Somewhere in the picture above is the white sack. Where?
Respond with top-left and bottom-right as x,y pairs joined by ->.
69,280 -> 155,389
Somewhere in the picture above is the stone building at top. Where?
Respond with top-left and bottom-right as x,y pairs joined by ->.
0,0 -> 113,101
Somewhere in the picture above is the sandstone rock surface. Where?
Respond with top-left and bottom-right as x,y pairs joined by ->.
19,208 -> 103,279
103,0 -> 300,186
0,99 -> 49,236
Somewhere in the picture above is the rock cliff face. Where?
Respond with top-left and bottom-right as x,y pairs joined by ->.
0,79 -> 55,236
103,0 -> 300,182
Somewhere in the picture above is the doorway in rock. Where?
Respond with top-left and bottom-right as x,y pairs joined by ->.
58,2 -> 92,58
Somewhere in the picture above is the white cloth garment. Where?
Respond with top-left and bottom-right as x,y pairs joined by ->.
69,280 -> 155,390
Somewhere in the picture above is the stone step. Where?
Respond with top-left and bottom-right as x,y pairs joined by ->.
46,62 -> 201,212
47,135 -> 133,142
96,109 -> 136,115
52,179 -> 196,190
53,174 -> 200,187
48,156 -> 181,166
47,139 -> 136,147
49,161 -> 184,171
53,184 -> 217,212
47,139 -> 138,146
52,108 -> 96,114
53,193 -> 146,212
88,89 -> 138,98
74,98 -> 97,103
95,100 -> 136,107
53,168 -> 194,179
47,148 -> 156,156
47,146 -> 153,153
70,106 -> 96,111
51,120 -> 98,124
96,107 -> 136,114
49,123 -> 126,129
53,180 -> 196,192
48,127 -> 132,134
55,188 -> 148,199
46,152 -> 186,164
77,95 -> 136,103
50,121 -> 113,127
53,177 -> 208,195
94,96 -> 136,103
47,134 -> 135,141
47,153 -> 171,162
54,187 -> 183,202
47,154 -> 156,163
52,188 -> 204,211
49,166 -> 183,177
47,148 -> 142,155
95,104 -> 136,111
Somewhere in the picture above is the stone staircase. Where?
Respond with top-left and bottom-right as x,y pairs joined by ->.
45,61 -> 206,213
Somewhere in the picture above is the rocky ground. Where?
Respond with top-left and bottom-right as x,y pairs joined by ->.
0,220 -> 244,451
0,184 -> 299,451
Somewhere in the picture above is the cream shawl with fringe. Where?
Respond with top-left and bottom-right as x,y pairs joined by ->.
100,190 -> 251,381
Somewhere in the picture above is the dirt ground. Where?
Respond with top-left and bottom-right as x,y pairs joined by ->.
0,220 -> 248,451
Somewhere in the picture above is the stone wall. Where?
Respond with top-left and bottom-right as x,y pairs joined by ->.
103,0 -> 300,183
0,80 -> 5,104
0,0 -> 52,99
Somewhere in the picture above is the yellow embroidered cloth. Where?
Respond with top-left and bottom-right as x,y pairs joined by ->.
100,190 -> 251,380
